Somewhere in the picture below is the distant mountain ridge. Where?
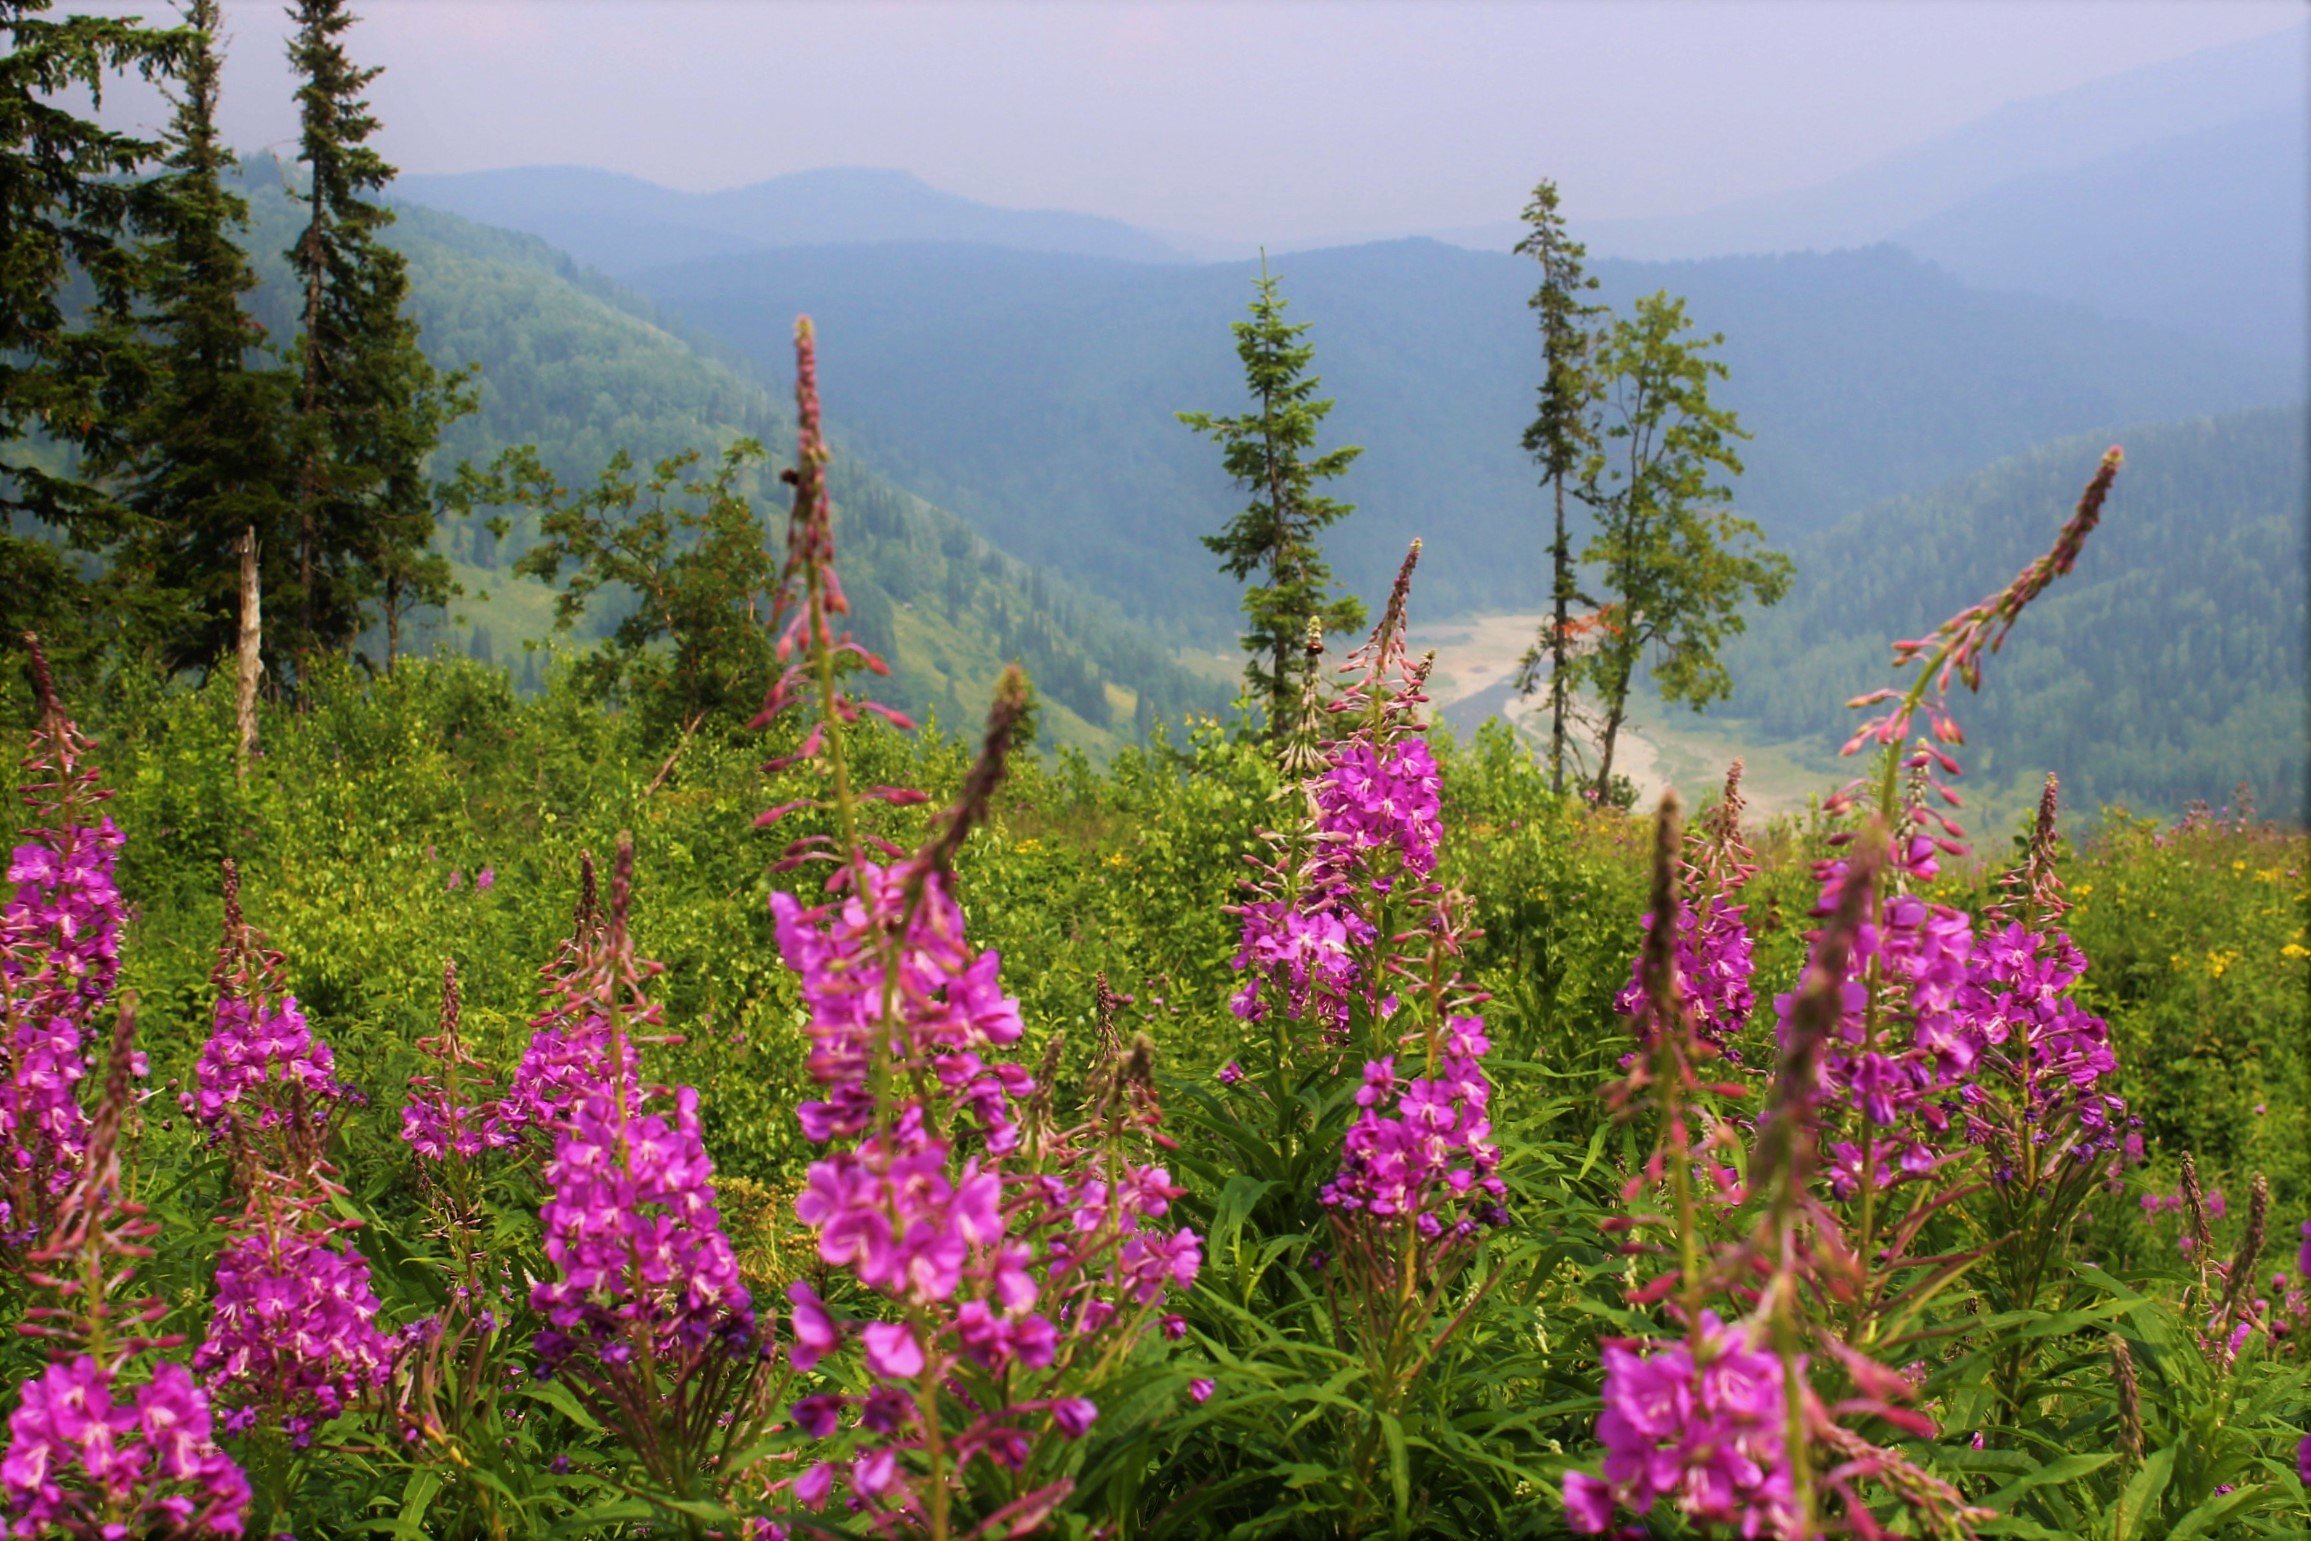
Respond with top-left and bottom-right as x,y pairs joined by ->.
1417,25 -> 2307,365
1572,25 -> 2306,259
392,165 -> 1191,276
1893,108 -> 2307,371
612,235 -> 2295,630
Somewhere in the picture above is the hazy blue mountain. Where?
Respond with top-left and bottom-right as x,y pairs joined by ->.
392,164 -> 1189,276
1573,24 -> 2306,260
618,235 -> 2294,628
1713,405 -> 2308,817
228,159 -> 1225,749
1894,110 -> 2308,371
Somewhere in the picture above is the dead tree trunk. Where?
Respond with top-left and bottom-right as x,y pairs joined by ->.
235,526 -> 262,776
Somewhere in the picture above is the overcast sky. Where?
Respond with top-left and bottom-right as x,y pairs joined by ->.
85,0 -> 2306,244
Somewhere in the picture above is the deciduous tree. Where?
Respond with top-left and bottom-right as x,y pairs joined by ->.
1578,292 -> 1791,798
513,440 -> 776,741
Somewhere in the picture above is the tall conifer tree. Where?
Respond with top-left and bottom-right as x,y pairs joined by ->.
1179,263 -> 1365,733
1512,180 -> 1605,795
284,0 -> 458,673
0,1 -> 189,650
106,0 -> 295,675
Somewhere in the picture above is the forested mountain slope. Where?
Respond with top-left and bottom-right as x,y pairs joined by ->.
1714,406 -> 2308,816
228,160 -> 1227,748
617,237 -> 2291,627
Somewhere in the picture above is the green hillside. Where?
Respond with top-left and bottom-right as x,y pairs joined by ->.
228,159 -> 1227,752
1714,405 -> 2308,817
607,237 -> 2292,628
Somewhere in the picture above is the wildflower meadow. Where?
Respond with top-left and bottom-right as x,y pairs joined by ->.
2,324 -> 2306,1539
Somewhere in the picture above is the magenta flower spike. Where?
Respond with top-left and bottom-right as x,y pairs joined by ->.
193,1180 -> 392,1447
758,320 -> 1200,1528
1566,1312 -> 1794,1536
6,1003 -> 250,1536
530,1083 -> 755,1372
4,1356 -> 250,1537
1,636 -> 126,1244
400,961 -> 512,1164
183,862 -> 349,1176
1613,761 -> 1760,1065
499,851 -> 645,1146
523,838 -> 756,1379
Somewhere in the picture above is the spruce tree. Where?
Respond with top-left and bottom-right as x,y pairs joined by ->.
106,0 -> 296,676
284,0 -> 460,673
1179,262 -> 1365,733
0,1 -> 189,651
1511,180 -> 1605,795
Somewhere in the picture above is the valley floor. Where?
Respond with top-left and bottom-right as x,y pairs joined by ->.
1412,611 -> 1850,818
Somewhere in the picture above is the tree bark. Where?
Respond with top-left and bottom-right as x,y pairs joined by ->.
294,201 -> 328,672
1593,655 -> 1634,802
1548,472 -> 1571,795
1593,698 -> 1625,802
235,526 -> 262,776
1261,380 -> 1293,738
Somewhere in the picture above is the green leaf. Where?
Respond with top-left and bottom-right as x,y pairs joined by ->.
1982,1450 -> 2114,1507
2112,1447 -> 2175,1541
2165,1484 -> 2267,1540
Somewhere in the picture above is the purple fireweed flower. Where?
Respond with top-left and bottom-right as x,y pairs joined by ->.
1,645 -> 126,1239
775,861 -> 1199,1403
499,1013 -> 634,1143
1227,565 -> 1442,1047
758,326 -> 1197,1529
1315,737 -> 1443,892
531,1084 -> 755,1372
1566,1313 -> 1794,1537
8,999 -> 250,1536
401,962 -> 513,1163
1955,921 -> 2127,1175
1614,767 -> 1760,1065
194,1188 -> 392,1446
183,863 -> 349,1157
185,991 -> 346,1141
2,1357 -> 249,1537
1772,844 -> 1985,1197
498,863 -> 644,1146
1321,1015 -> 1504,1232
771,860 -> 1026,1155
1615,898 -> 1756,1059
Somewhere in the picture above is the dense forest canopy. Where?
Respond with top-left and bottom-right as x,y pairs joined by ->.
1717,406 -> 2309,818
